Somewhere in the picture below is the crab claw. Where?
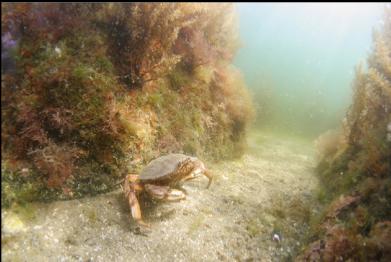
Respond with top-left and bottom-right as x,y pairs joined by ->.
182,168 -> 213,188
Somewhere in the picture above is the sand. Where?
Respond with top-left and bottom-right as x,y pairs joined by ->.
2,130 -> 319,262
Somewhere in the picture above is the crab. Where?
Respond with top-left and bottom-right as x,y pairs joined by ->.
123,153 -> 212,227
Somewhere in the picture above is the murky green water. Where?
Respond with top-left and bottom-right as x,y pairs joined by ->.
234,3 -> 384,137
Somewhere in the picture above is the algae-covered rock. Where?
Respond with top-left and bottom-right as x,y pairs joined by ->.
1,3 -> 254,204
299,6 -> 391,261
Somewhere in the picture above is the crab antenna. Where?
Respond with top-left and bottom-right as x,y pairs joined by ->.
203,170 -> 213,188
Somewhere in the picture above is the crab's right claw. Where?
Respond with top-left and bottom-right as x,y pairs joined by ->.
204,170 -> 213,188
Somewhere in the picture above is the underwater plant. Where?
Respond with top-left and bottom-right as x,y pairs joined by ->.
1,3 -> 254,205
298,5 -> 391,261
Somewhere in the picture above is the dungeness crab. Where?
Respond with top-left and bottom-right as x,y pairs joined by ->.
123,153 -> 212,227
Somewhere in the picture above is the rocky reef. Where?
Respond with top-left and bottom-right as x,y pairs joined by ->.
298,6 -> 391,262
1,3 -> 254,205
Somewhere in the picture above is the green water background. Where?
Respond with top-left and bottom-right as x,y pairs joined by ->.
233,3 -> 385,138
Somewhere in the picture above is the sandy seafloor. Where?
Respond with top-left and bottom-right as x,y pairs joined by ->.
2,130 -> 319,262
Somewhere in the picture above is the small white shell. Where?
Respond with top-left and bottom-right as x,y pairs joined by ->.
272,233 -> 281,243
54,46 -> 62,57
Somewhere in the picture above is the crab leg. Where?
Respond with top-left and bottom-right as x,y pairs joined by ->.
128,190 -> 150,227
204,169 -> 213,188
124,175 -> 149,228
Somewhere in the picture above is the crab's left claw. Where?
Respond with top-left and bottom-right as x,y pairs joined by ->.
203,170 -> 213,188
